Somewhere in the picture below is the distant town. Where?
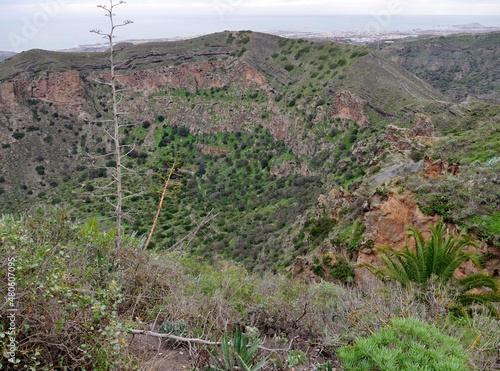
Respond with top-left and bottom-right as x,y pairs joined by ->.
270,22 -> 500,44
61,22 -> 498,53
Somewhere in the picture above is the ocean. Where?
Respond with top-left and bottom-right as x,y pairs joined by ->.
163,14 -> 500,36
4,14 -> 500,52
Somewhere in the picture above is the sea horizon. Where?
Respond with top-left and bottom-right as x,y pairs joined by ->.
3,14 -> 500,52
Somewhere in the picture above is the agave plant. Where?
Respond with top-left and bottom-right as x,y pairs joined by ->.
365,221 -> 500,316
210,330 -> 268,371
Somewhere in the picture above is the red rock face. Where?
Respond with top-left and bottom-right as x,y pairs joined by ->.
423,156 -> 460,178
0,60 -> 266,109
112,60 -> 267,95
328,91 -> 370,127
355,190 -> 441,286
0,81 -> 18,106
0,71 -> 86,109
355,189 -> 497,286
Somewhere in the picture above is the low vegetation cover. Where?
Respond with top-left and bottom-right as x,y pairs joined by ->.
0,3 -> 499,369
1,209 -> 499,369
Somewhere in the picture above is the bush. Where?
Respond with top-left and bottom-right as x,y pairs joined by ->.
336,317 -> 469,370
35,166 -> 46,175
337,57 -> 347,66
329,255 -> 354,284
12,132 -> 24,140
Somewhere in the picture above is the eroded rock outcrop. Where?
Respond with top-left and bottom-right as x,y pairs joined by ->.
411,113 -> 436,137
271,160 -> 312,178
383,113 -> 437,151
356,189 -> 440,286
328,91 -> 370,127
113,60 -> 267,95
317,188 -> 355,220
0,71 -> 86,109
423,155 -> 460,178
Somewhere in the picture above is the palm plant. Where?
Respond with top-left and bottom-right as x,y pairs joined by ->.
365,221 -> 500,316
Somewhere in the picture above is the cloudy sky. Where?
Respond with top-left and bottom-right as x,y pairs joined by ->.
2,0 -> 500,52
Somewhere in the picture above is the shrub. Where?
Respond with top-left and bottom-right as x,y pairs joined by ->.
284,64 -> 294,72
178,126 -> 190,137
12,132 -> 24,140
374,186 -> 390,197
226,33 -> 236,44
35,166 -> 46,175
329,255 -> 354,284
337,57 -> 347,66
287,350 -> 307,367
336,317 -> 469,370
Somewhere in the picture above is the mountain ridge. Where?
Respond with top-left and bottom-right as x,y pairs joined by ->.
0,30 -> 498,271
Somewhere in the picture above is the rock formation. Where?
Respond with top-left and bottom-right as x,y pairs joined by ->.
328,91 -> 370,127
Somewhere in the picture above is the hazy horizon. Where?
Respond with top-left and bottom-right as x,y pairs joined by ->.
2,0 -> 500,52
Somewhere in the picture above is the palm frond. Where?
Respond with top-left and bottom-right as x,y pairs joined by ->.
459,273 -> 499,292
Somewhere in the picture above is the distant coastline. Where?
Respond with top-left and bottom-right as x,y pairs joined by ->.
2,14 -> 499,53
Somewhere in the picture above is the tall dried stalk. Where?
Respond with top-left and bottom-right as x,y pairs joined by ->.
91,0 -> 132,249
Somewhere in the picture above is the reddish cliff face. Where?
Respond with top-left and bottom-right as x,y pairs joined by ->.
356,189 -> 489,286
328,91 -> 370,127
0,71 -> 86,109
356,189 -> 442,286
423,156 -> 460,178
110,60 -> 268,95
0,60 -> 267,109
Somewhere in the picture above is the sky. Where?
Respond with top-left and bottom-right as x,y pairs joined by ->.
1,0 -> 500,52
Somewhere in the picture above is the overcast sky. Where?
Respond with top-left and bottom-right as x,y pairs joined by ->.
2,0 -> 500,52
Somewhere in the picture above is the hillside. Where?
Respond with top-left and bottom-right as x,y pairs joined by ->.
378,31 -> 500,103
0,30 -> 499,370
0,31 -> 499,271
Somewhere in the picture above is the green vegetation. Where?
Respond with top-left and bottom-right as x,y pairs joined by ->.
0,28 -> 499,370
1,210 -> 498,369
366,221 -> 500,317
209,331 -> 267,371
337,317 -> 469,370
370,221 -> 479,286
410,106 -> 500,245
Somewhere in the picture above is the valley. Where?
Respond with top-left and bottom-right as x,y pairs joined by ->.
0,29 -> 499,369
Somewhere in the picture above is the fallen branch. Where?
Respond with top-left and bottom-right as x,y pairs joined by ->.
129,330 -> 298,352
130,329 -> 220,345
